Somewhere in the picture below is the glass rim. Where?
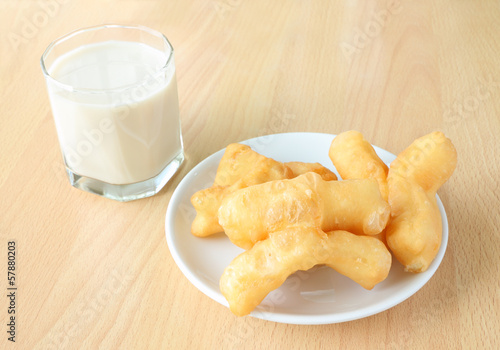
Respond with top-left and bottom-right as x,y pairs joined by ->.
40,24 -> 174,94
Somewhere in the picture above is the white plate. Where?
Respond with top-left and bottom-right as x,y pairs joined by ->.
165,132 -> 448,325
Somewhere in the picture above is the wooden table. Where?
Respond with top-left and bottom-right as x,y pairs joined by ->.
1,0 -> 499,348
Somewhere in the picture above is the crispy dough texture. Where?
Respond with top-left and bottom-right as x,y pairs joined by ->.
220,225 -> 392,316
284,161 -> 338,181
386,132 -> 457,273
329,130 -> 389,201
218,172 -> 390,249
213,143 -> 286,186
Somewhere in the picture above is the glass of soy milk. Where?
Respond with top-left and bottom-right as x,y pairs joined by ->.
41,24 -> 184,201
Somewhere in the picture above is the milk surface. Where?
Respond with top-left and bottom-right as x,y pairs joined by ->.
47,40 -> 182,184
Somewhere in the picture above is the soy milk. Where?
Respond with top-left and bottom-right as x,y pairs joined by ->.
47,41 -> 182,185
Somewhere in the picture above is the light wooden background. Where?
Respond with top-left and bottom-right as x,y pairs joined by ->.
1,0 -> 499,349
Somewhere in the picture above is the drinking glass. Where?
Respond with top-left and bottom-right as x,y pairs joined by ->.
41,24 -> 184,201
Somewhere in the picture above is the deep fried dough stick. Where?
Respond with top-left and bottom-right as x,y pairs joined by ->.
191,144 -> 338,237
191,144 -> 292,237
220,225 -> 392,316
218,172 -> 390,249
328,131 -> 390,245
329,130 -> 389,201
213,143 -> 286,186
386,132 -> 457,273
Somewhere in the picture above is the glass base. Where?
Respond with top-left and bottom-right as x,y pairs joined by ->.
65,151 -> 184,202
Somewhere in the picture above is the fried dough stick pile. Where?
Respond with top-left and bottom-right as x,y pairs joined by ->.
190,131 -> 456,316
217,172 -> 391,315
192,143 -> 393,316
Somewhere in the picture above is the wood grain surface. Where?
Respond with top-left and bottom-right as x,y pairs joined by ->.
1,0 -> 499,349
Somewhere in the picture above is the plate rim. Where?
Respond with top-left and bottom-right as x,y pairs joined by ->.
165,132 -> 448,325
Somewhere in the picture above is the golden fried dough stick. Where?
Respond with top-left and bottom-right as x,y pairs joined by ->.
386,132 -> 457,273
191,144 -> 292,237
389,132 -> 457,194
190,186 -> 227,236
284,162 -> 337,181
191,144 -> 337,237
212,143 -> 284,186
220,225 -> 392,316
328,131 -> 390,245
329,130 -> 389,201
218,172 -> 390,249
